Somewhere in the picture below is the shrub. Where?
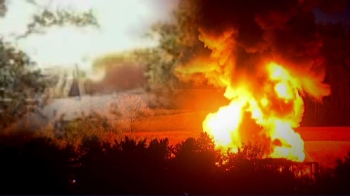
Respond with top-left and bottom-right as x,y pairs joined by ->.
107,93 -> 154,133
49,111 -> 121,148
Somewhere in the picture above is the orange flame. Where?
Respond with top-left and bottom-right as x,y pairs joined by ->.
203,62 -> 316,162
176,28 -> 330,162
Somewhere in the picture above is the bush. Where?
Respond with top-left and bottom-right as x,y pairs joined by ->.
332,150 -> 350,193
108,94 -> 154,133
1,131 -> 350,195
0,135 -> 73,194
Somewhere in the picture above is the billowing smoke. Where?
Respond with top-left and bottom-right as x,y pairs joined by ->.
176,0 -> 348,101
174,0 -> 349,159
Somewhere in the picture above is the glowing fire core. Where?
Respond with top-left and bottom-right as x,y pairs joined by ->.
173,1 -> 332,164
203,62 -> 309,162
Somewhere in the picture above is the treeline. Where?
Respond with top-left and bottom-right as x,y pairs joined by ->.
0,132 -> 349,195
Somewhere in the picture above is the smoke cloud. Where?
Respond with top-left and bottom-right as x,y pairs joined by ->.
176,0 -> 348,101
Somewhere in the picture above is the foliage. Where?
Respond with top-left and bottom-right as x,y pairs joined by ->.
57,111 -> 119,147
0,39 -> 49,130
333,150 -> 350,192
0,134 -> 73,194
0,0 -> 100,130
33,93 -> 154,147
108,94 -> 154,133
4,0 -> 99,39
0,0 -> 5,17
221,142 -> 267,171
1,131 -> 350,194
142,48 -> 178,90
145,0 -> 203,90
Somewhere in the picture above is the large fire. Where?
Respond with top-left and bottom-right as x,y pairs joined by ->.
176,27 -> 330,162
203,62 -> 306,162
173,0 -> 337,163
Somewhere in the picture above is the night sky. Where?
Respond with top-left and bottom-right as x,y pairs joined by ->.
313,0 -> 350,25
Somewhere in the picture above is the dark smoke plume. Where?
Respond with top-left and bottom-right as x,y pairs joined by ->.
176,0 -> 348,100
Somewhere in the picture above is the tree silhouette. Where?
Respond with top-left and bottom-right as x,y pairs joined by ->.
0,131 -> 349,194
333,150 -> 350,193
0,134 -> 72,194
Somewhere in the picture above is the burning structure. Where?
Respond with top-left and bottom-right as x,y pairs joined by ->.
175,0 -> 348,162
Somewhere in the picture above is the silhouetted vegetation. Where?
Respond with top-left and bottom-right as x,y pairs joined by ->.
0,131 -> 349,194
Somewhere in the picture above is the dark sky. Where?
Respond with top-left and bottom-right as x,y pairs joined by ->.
313,1 -> 350,25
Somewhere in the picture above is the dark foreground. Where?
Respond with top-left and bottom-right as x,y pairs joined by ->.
0,132 -> 349,195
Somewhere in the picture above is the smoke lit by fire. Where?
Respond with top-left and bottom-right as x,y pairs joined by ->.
175,0 -> 339,162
